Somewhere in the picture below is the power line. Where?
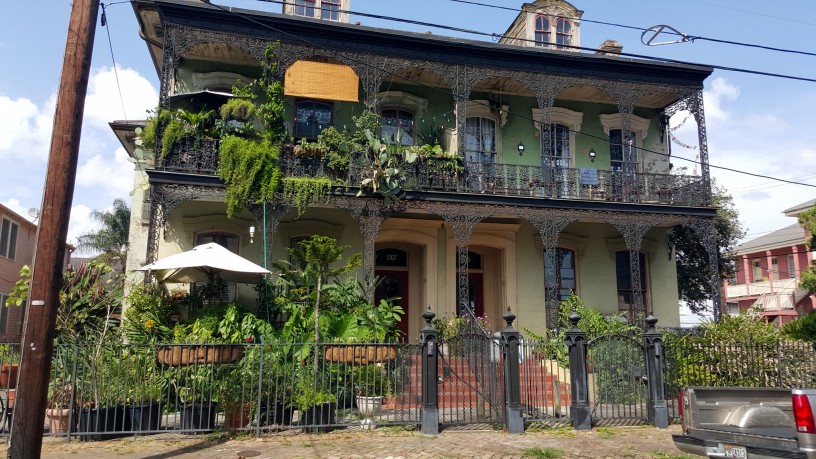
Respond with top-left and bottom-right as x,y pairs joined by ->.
684,0 -> 816,27
174,1 -> 816,190
100,2 -> 128,122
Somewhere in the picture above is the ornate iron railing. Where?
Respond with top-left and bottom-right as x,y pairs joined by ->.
159,140 -> 708,206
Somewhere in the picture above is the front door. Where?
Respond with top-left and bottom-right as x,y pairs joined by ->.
375,270 -> 409,339
456,273 -> 484,318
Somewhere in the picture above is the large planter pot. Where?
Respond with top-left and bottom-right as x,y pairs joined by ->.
223,402 -> 251,431
259,402 -> 293,426
300,402 -> 337,433
77,405 -> 129,440
156,345 -> 243,367
45,408 -> 73,434
180,402 -> 218,432
356,395 -> 383,430
0,364 -> 18,389
128,402 -> 162,433
323,344 -> 397,365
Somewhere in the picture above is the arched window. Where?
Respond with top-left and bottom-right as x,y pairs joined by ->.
294,100 -> 332,140
381,108 -> 415,145
294,0 -> 316,18
535,14 -> 550,47
615,251 -> 648,321
544,248 -> 577,302
555,18 -> 572,49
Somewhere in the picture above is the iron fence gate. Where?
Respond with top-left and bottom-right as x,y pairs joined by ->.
438,331 -> 504,426
586,334 -> 649,426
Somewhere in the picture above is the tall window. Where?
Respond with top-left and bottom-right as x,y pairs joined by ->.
615,251 -> 648,320
465,117 -> 496,163
544,248 -> 576,302
555,18 -> 572,49
381,108 -> 415,145
609,129 -> 638,172
534,15 -> 550,47
771,257 -> 780,281
196,232 -> 239,302
294,0 -> 316,18
0,217 -> 18,260
541,123 -> 571,168
322,0 -> 340,20
295,100 -> 332,140
788,254 -> 797,279
752,259 -> 763,283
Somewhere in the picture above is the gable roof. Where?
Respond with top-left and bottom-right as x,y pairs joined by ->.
733,223 -> 806,256
784,198 -> 816,217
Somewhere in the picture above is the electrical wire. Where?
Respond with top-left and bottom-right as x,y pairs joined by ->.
169,0 -> 816,190
100,2 -> 128,122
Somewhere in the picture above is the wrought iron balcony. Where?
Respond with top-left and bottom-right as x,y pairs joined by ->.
158,140 -> 709,207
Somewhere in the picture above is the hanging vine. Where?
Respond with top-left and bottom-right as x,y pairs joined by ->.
281,177 -> 332,216
218,136 -> 281,217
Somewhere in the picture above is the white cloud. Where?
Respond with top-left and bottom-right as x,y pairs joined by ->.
0,95 -> 54,163
76,147 -> 134,199
83,65 -> 158,125
67,205 -> 95,253
703,77 -> 739,123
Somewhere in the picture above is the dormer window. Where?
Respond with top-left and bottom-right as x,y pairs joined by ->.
555,18 -> 572,49
535,15 -> 550,46
288,0 -> 347,22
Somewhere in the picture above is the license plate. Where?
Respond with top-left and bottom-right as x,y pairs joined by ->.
723,444 -> 747,458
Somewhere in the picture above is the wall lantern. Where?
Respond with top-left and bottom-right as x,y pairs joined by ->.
249,225 -> 256,244
588,148 -> 597,162
517,142 -> 525,156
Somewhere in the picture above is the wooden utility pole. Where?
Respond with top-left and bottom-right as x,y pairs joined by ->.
9,0 -> 98,456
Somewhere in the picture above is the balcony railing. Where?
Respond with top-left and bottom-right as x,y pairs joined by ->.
726,278 -> 798,299
159,140 -> 709,207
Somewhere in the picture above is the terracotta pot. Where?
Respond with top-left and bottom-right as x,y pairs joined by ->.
224,402 -> 251,431
156,345 -> 243,367
0,364 -> 18,389
323,344 -> 397,365
45,408 -> 73,434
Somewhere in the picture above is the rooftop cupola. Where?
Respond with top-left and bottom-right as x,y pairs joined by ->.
282,0 -> 349,23
499,0 -> 583,51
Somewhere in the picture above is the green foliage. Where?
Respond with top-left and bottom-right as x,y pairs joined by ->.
783,311 -> 816,342
178,303 -> 274,344
122,283 -> 173,344
6,265 -> 30,307
281,177 -> 332,216
357,299 -> 404,342
799,205 -> 816,249
357,130 -> 418,206
231,44 -> 288,144
217,135 -> 282,217
58,260 -> 123,343
74,198 -> 131,270
352,364 -> 391,397
669,184 -> 746,315
521,447 -> 563,459
219,98 -> 256,122
800,264 -> 816,294
415,121 -> 446,147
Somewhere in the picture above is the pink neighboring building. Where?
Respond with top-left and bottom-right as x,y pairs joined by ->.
0,204 -> 36,342
724,198 -> 816,326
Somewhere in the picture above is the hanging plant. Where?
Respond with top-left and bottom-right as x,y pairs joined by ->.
281,177 -> 332,216
218,136 -> 282,218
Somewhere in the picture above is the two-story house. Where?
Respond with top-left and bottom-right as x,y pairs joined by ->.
115,0 -> 719,337
724,198 -> 816,325
0,205 -> 36,342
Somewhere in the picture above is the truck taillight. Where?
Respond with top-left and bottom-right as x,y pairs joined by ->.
678,389 -> 684,420
793,394 -> 816,434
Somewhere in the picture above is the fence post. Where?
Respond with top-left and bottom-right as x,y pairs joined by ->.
500,307 -> 524,433
564,310 -> 591,430
643,315 -> 668,428
420,306 -> 439,435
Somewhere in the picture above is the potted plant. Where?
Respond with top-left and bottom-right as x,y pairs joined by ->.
46,379 -> 77,434
219,365 -> 252,431
353,364 -> 389,429
174,364 -> 220,432
0,343 -> 20,390
125,352 -> 166,433
294,383 -> 337,433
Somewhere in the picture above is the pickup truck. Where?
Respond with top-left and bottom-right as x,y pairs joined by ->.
673,387 -> 816,459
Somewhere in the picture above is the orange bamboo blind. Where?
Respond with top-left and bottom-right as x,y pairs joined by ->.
284,61 -> 359,102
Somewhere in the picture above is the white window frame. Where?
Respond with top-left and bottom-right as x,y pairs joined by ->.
788,254 -> 796,279
532,107 -> 583,168
599,114 -> 650,172
284,0 -> 349,22
377,91 -> 429,146
0,217 -> 19,260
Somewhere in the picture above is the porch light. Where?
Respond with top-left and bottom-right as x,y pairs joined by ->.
249,225 -> 256,244
517,141 -> 525,156
588,148 -> 597,162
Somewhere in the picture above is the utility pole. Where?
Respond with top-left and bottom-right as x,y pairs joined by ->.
9,0 -> 98,456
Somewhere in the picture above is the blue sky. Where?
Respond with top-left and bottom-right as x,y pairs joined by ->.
1,0 -> 815,259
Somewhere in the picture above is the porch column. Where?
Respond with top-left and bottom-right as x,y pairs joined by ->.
606,82 -> 639,203
434,203 -> 494,317
530,77 -> 564,197
344,198 -> 388,293
683,217 -> 722,321
529,214 -> 575,330
688,90 -> 712,205
766,250 -> 778,311
438,65 -> 479,157
353,56 -> 394,109
792,246 -> 802,280
565,310 -> 591,430
643,315 -> 668,428
610,219 -> 653,326
742,255 -> 752,294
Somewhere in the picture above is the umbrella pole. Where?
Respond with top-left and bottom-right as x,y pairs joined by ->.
263,202 -> 271,324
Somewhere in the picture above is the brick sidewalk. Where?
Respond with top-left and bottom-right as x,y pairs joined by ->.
0,425 -> 694,458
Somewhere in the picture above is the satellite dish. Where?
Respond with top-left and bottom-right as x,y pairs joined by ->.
27,208 -> 40,219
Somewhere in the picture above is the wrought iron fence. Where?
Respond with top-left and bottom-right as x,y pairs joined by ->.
8,340 -> 419,439
518,339 -> 571,427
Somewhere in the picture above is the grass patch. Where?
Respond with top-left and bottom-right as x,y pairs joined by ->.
551,427 -> 577,438
521,447 -> 564,459
652,451 -> 698,459
596,427 -> 616,439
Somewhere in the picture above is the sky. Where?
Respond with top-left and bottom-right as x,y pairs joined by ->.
1,0 -> 815,265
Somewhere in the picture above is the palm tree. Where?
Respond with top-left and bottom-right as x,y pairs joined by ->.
75,198 -> 131,271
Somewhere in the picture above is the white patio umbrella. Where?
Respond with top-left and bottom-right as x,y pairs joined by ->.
137,242 -> 270,284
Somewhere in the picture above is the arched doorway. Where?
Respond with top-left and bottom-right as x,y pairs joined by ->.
374,248 -> 410,338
